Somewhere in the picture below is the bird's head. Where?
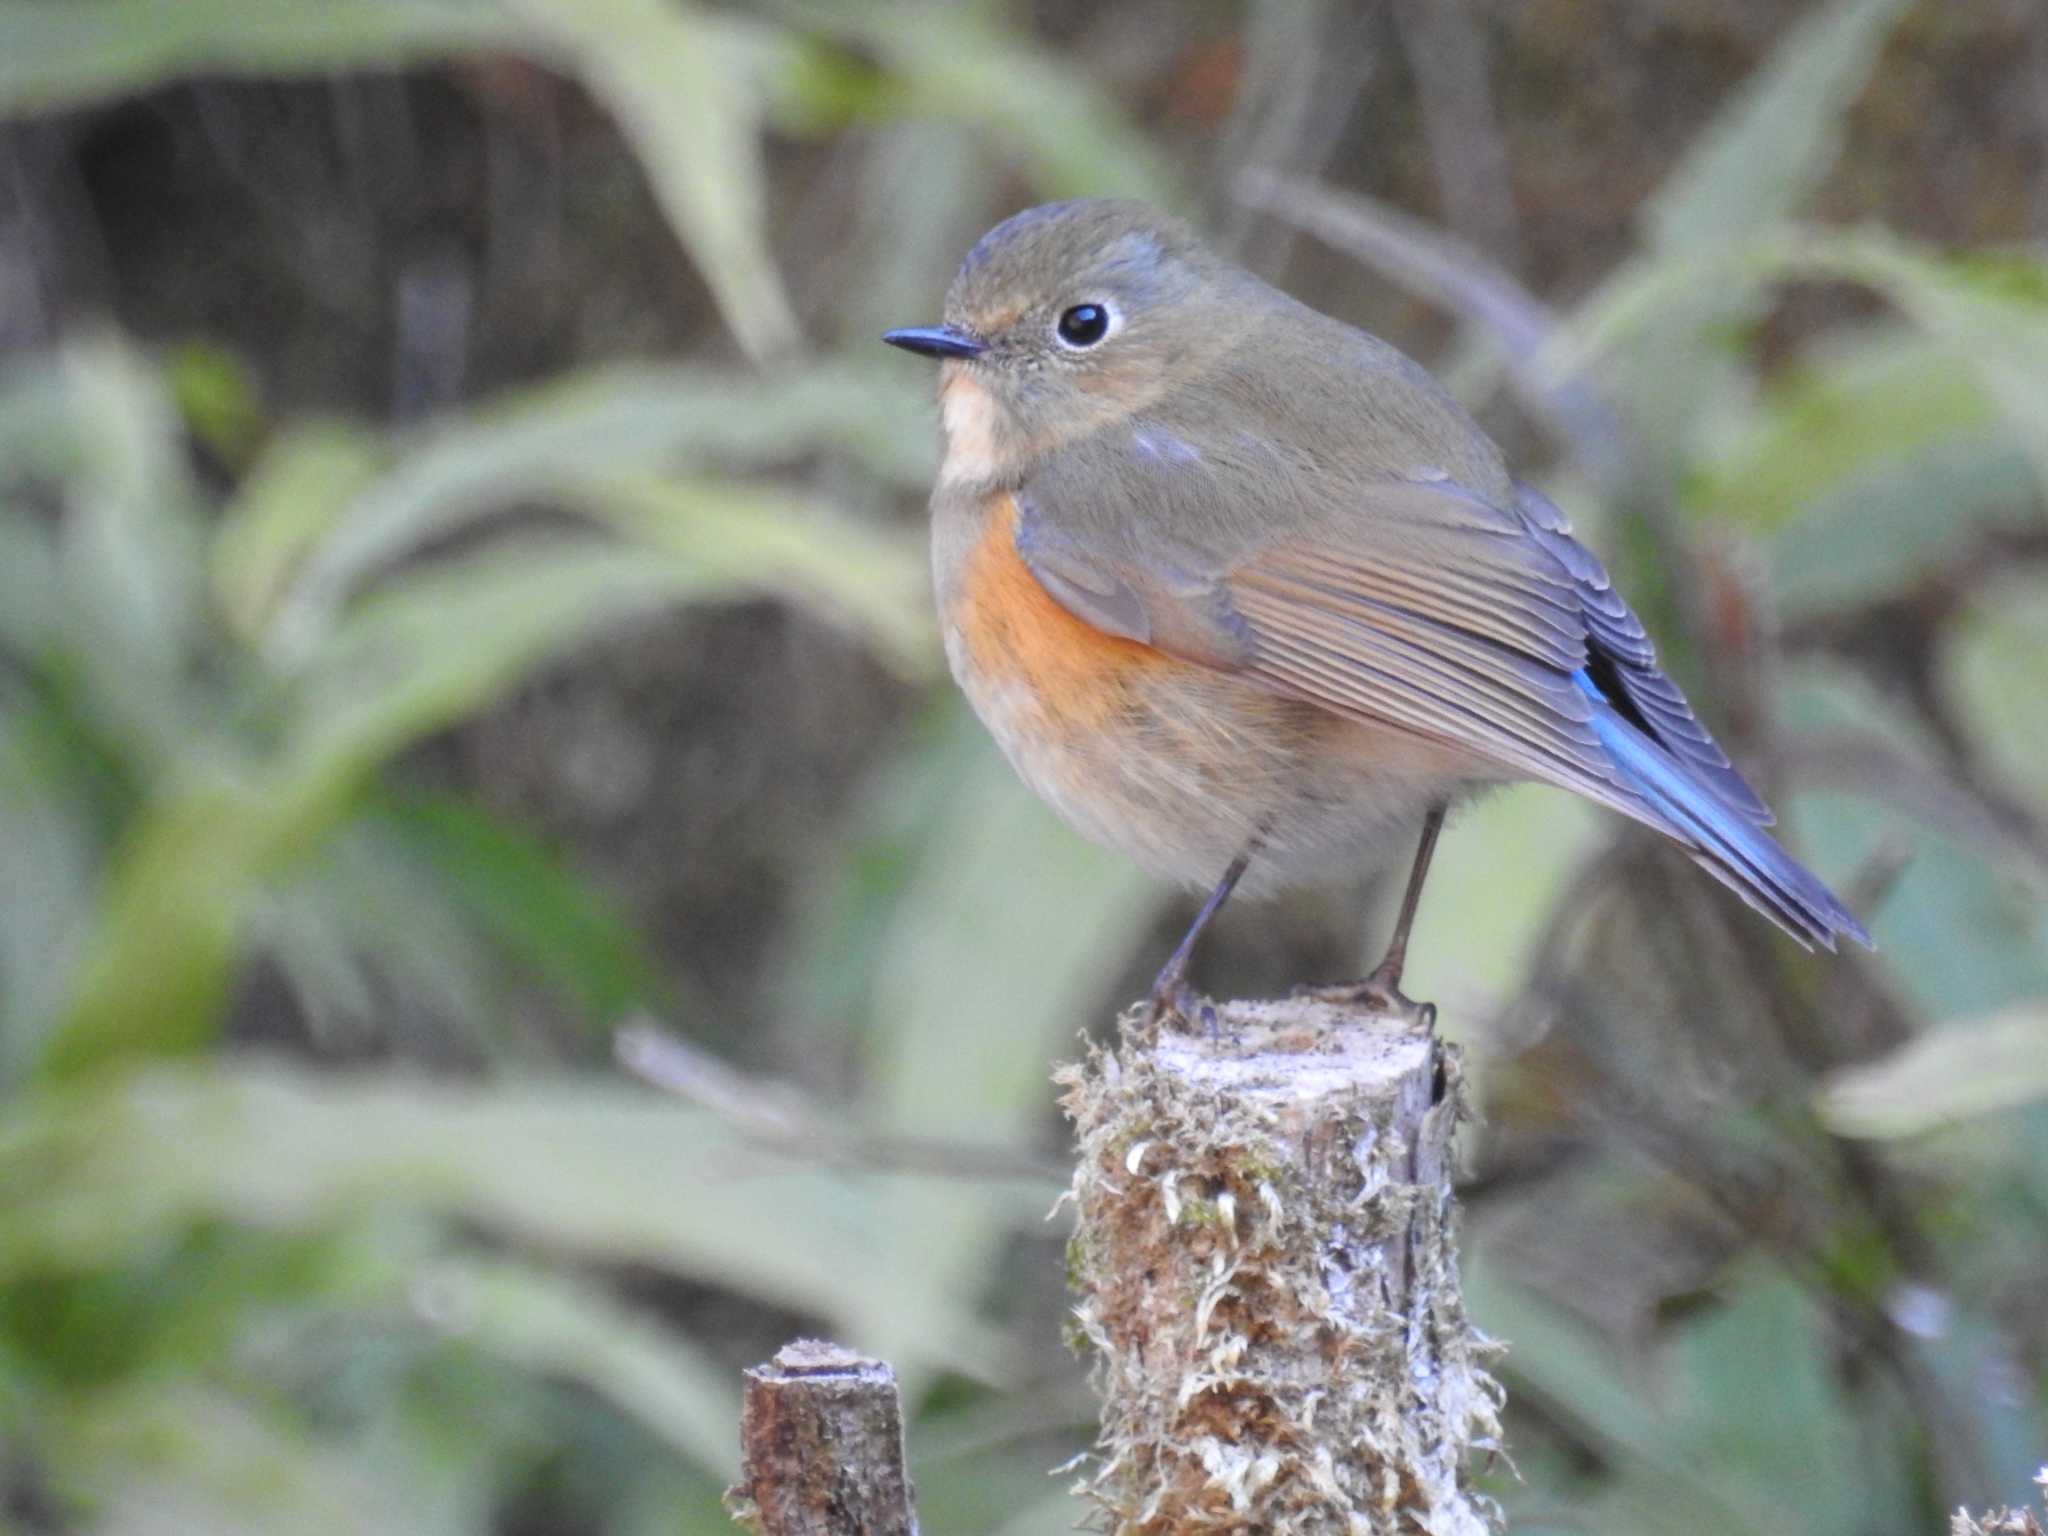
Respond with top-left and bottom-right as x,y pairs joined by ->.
884,199 -> 1240,486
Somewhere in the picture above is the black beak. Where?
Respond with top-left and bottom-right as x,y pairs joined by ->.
881,324 -> 986,361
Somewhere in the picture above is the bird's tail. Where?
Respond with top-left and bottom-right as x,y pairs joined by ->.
1582,686 -> 1873,952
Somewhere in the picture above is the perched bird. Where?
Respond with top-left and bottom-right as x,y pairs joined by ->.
883,199 -> 1869,1025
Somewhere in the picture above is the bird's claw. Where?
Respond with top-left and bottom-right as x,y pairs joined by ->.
1144,974 -> 1218,1037
1294,965 -> 1438,1032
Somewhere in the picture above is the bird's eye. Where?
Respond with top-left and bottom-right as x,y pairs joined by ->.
1056,303 -> 1112,349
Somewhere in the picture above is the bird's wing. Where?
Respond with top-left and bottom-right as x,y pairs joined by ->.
1507,480 -> 1772,825
1014,433 -> 1866,949
1021,452 -> 1644,820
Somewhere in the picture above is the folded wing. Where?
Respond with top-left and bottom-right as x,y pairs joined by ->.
1015,441 -> 1869,950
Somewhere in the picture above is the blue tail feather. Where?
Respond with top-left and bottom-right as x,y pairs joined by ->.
1572,671 -> 1872,952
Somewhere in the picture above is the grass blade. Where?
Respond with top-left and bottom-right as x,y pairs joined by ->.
1644,0 -> 1915,252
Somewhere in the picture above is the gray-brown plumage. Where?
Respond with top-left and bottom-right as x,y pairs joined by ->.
885,199 -> 1868,1017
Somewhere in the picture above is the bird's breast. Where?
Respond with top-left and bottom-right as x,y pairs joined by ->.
932,488 -> 1454,892
939,490 -> 1169,743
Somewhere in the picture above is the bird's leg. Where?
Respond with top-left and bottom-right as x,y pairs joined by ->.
1146,845 -> 1254,1032
1300,803 -> 1445,1031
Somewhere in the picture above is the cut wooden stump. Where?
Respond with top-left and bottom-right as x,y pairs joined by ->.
728,1339 -> 916,1536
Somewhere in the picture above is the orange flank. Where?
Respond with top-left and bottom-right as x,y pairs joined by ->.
950,493 -> 1171,734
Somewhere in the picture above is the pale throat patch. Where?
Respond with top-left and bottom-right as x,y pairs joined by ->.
939,370 -> 1009,486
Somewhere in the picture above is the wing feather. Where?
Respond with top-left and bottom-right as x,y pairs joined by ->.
1513,482 -> 1774,824
998,410 -> 1861,949
1249,544 -> 1586,673
1230,564 -> 1655,822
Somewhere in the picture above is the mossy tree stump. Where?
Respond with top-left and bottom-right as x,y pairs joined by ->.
1058,998 -> 1502,1534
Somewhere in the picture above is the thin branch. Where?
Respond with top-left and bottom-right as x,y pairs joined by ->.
1389,0 -> 1523,269
615,1022 -> 1065,1185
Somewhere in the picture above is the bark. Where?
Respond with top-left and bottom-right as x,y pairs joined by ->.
729,1339 -> 916,1536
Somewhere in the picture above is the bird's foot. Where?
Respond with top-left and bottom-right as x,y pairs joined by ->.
1294,962 -> 1437,1032
1144,969 -> 1218,1037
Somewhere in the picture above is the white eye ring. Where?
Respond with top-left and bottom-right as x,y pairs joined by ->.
1054,301 -> 1119,350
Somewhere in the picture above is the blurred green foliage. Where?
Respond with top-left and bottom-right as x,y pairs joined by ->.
0,1 -> 2044,1533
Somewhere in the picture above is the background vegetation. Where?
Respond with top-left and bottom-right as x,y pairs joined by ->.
1,1 -> 2045,1531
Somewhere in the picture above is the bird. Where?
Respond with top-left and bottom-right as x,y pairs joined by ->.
882,199 -> 1870,1027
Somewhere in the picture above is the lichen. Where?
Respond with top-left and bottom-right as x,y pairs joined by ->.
1055,998 -> 1504,1535
1952,1468 -> 2048,1536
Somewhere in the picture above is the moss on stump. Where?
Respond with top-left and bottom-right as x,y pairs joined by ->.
1057,998 -> 1503,1535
